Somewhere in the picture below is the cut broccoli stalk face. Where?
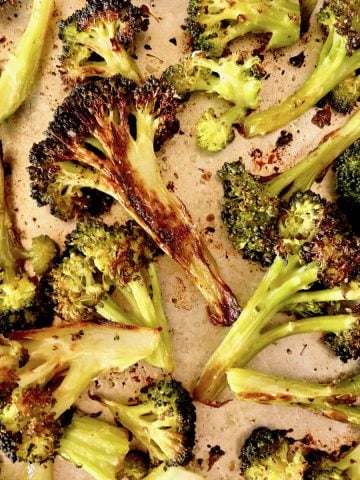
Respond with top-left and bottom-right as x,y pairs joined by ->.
59,0 -> 149,84
227,367 -> 360,426
0,0 -> 54,123
59,413 -> 130,480
29,75 -> 240,326
186,0 -> 300,57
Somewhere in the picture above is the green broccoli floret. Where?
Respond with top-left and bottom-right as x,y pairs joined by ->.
0,0 -> 54,123
186,0 -> 300,57
59,413 -> 130,480
239,427 -> 308,479
328,73 -> 360,113
0,322 -> 160,463
28,75 -> 240,326
50,219 -> 174,372
143,464 -> 206,479
244,0 -> 360,136
101,379 -> 196,467
194,191 -> 360,403
59,0 -> 149,85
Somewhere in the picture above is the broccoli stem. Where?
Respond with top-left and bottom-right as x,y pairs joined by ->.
264,108 -> 360,200
0,0 -> 54,123
22,462 -> 53,480
283,281 -> 360,307
227,368 -> 360,425
95,295 -> 141,326
243,29 -> 360,137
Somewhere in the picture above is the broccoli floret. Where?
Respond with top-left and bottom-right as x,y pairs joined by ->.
244,0 -> 360,137
328,73 -> 360,113
305,442 -> 360,479
194,191 -> 360,402
50,219 -> 174,372
59,0 -> 149,85
0,0 -> 54,123
59,413 -> 130,480
334,138 -> 360,233
239,427 -> 308,479
163,53 -> 262,151
28,75 -> 240,326
0,321 -> 160,463
186,0 -> 300,57
143,464 -> 206,479
101,379 -> 196,466
120,450 -> 150,479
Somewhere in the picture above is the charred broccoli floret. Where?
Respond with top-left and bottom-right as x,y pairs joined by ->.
28,74 -> 240,326
244,0 -> 360,136
59,0 -> 149,85
0,0 -> 54,123
194,191 -> 360,402
186,0 -> 300,57
305,442 -> 360,479
328,73 -> 360,113
0,322 -> 160,463
101,379 -> 196,466
163,53 -> 262,151
50,219 -> 174,372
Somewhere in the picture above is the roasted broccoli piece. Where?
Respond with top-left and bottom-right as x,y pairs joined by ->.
186,0 -> 300,57
328,73 -> 360,113
28,75 -> 240,326
59,0 -> 149,85
22,462 -> 53,480
59,413 -> 130,480
0,0 -> 54,123
305,442 -> 360,479
334,138 -> 360,234
243,0 -> 360,136
194,191 -> 360,402
0,322 -> 160,463
101,379 -> 196,466
0,143 -> 57,334
300,0 -> 318,32
50,219 -> 174,372
163,53 -> 262,151
143,464 -> 206,479
120,450 -> 150,479
239,427 -> 308,479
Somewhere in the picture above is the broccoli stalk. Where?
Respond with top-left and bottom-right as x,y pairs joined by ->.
243,0 -> 360,137
59,413 -> 130,480
29,75 -> 240,326
59,0 -> 149,85
193,191 -> 360,403
227,367 -> 360,426
0,0 -> 54,123
144,465 -> 206,479
186,0 -> 300,57
22,462 -> 53,480
101,379 -> 196,467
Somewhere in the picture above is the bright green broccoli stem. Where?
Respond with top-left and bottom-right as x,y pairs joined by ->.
193,255 -> 320,402
264,108 -> 360,200
94,295 -> 142,326
59,414 -> 129,480
243,28 -> 360,137
22,462 -> 53,480
227,368 -> 360,425
0,0 -> 54,123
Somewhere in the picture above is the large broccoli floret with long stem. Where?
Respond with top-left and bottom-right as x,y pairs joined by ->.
194,191 -> 360,403
243,0 -> 360,137
50,219 -> 174,372
186,0 -> 301,57
101,379 -> 196,467
59,0 -> 149,85
28,75 -> 240,326
163,53 -> 262,151
0,0 -> 54,123
0,322 -> 160,463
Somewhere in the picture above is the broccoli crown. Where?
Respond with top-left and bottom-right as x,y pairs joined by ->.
121,450 -> 150,479
334,138 -> 360,233
186,0 -> 300,56
103,379 -> 196,466
328,74 -> 360,113
28,235 -> 58,276
218,160 -> 282,266
239,427 -> 308,479
59,0 -> 149,84
323,305 -> 360,362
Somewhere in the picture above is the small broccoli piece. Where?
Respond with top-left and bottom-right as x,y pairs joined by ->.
239,427 -> 308,479
28,75 -> 240,326
334,138 -> 360,233
143,464 -> 206,479
244,0 -> 360,137
194,191 -> 360,403
25,235 -> 58,276
22,462 -> 53,480
120,450 -> 150,479
59,413 -> 130,480
0,322 -> 160,463
305,442 -> 360,479
186,0 -> 300,57
328,73 -> 360,113
101,379 -> 196,466
0,0 -> 54,123
59,0 -> 149,85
